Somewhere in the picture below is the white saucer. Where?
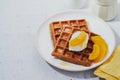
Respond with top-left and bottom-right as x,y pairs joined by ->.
36,10 -> 115,71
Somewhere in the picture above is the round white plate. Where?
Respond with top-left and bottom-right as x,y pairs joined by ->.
36,10 -> 115,71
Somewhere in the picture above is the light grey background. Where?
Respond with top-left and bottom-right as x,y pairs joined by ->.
0,0 -> 120,80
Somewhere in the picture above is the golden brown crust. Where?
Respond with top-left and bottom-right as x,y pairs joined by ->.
49,19 -> 89,47
49,23 -> 56,47
50,19 -> 97,66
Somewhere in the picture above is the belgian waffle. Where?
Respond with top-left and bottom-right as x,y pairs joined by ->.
49,19 -> 89,47
51,26 -> 97,66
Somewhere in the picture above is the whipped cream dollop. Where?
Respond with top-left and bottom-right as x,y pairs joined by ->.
69,31 -> 89,51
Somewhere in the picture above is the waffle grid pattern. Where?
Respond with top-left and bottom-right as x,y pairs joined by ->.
50,19 -> 89,47
50,19 -> 97,66
52,26 -> 95,66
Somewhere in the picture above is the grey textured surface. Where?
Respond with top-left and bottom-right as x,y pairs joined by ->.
0,0 -> 120,80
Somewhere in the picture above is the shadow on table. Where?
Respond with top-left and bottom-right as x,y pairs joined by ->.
48,24 -> 120,79
46,2 -> 120,79
112,2 -> 120,21
49,64 -> 97,79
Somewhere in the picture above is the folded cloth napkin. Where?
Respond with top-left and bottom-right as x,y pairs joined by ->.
94,45 -> 120,80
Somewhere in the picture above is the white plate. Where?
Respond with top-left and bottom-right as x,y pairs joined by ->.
36,10 -> 115,71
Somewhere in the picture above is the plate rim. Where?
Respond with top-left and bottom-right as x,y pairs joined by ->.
35,10 -> 116,71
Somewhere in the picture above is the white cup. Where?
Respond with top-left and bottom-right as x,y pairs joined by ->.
92,0 -> 117,21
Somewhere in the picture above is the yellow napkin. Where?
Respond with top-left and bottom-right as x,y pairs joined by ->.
94,45 -> 120,80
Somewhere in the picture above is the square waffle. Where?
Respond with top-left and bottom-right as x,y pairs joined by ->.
51,26 -> 97,66
49,19 -> 89,47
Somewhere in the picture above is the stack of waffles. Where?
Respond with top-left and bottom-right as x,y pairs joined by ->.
49,19 -> 97,66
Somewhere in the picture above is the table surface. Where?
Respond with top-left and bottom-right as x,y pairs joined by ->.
0,0 -> 120,80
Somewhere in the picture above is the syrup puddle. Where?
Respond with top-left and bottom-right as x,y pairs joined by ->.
60,61 -> 69,66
